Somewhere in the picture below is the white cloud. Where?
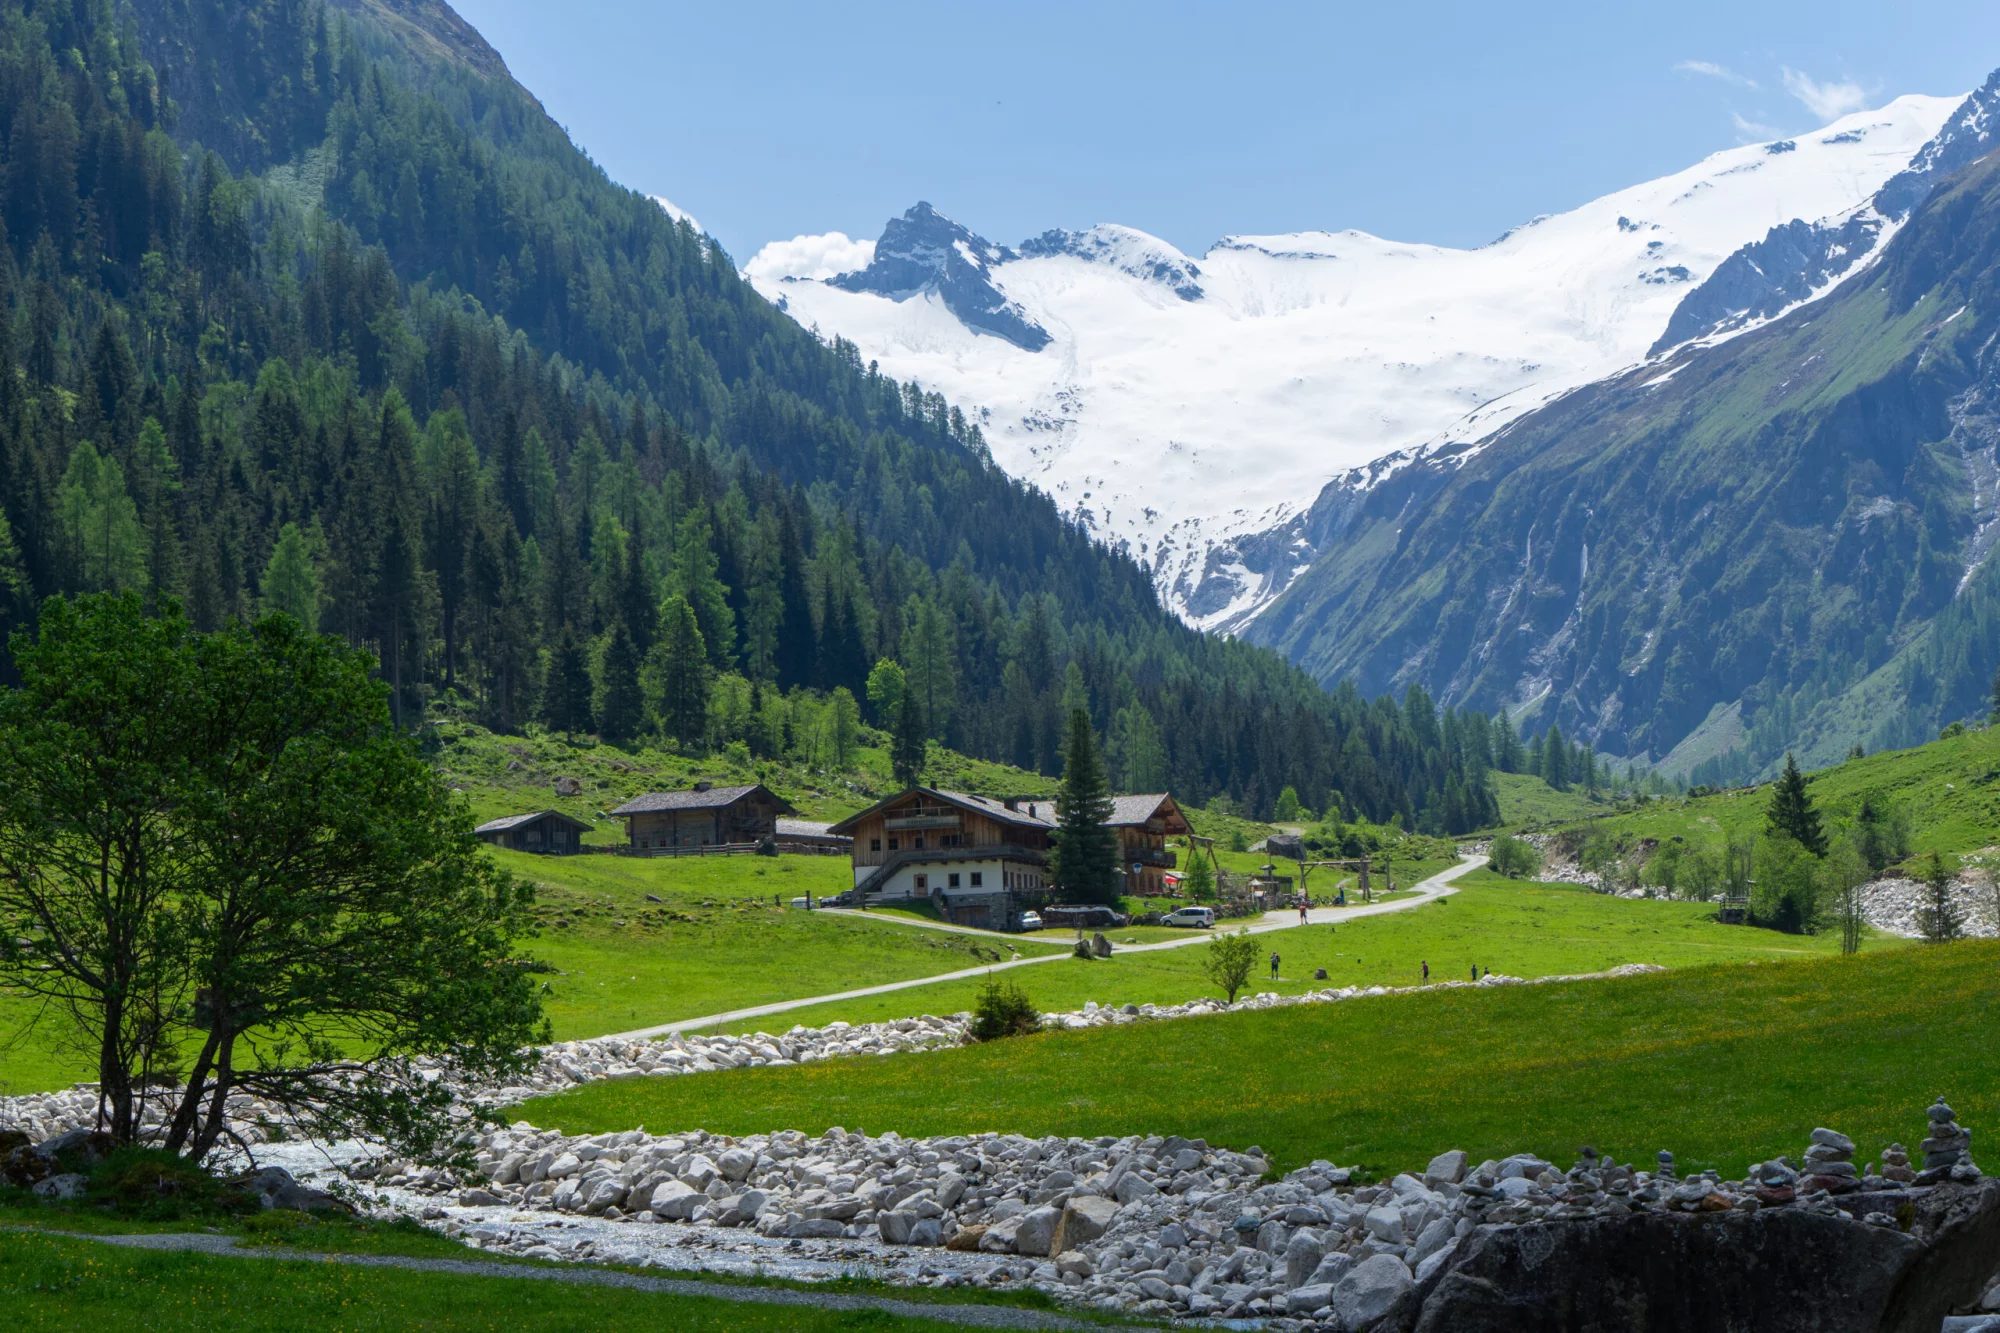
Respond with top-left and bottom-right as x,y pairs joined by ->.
1782,68 -> 1867,123
744,232 -> 877,284
1731,111 -> 1784,143
1675,60 -> 1759,90
651,195 -> 703,234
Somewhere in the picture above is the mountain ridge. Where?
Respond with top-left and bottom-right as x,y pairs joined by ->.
749,95 -> 1959,628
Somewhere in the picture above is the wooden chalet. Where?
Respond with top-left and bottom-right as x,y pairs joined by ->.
473,810 -> 593,855
1105,793 -> 1189,895
608,783 -> 796,852
826,788 -> 1058,930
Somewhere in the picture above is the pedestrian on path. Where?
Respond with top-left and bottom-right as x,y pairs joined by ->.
1269,951 -> 1280,980
1470,964 -> 1477,980
1422,960 -> 1429,981
1298,901 -> 1308,924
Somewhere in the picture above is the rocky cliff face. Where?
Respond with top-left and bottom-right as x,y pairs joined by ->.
828,203 -> 1052,350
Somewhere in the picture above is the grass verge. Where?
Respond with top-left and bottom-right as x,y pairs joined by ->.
520,940 -> 1992,1183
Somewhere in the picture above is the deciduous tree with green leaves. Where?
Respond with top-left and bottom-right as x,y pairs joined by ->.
1202,928 -> 1258,1004
0,595 -> 544,1162
892,687 -> 927,785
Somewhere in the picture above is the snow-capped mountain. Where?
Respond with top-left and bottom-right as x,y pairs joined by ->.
747,94 -> 1959,630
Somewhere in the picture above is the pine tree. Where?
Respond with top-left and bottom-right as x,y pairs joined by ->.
892,685 -> 927,786
543,628 -> 594,737
1920,850 -> 1961,942
593,621 -> 644,744
1181,845 -> 1216,904
1765,752 -> 1827,856
1049,707 -> 1118,905
650,594 -> 709,749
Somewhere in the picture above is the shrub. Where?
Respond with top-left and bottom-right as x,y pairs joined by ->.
85,1147 -> 256,1221
969,979 -> 1039,1040
1488,835 -> 1541,879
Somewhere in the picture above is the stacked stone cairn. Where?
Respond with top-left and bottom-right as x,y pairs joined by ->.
1880,1143 -> 1917,1183
1919,1099 -> 1981,1184
1800,1128 -> 1860,1194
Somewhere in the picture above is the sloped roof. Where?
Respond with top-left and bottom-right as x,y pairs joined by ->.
1104,793 -> 1185,828
474,810 -> 593,834
608,784 -> 796,817
828,786 -> 1059,836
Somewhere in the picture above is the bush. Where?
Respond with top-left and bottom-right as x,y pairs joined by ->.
1202,929 -> 1259,1003
85,1147 -> 256,1221
969,979 -> 1039,1040
1488,834 -> 1541,879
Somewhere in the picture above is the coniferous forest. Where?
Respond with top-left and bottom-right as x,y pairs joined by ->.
0,0 -> 1502,830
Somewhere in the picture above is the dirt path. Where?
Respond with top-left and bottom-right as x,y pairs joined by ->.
15,1227 -> 1106,1330
605,854 -> 1484,1039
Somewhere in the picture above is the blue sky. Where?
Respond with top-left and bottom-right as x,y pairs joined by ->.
451,0 -> 2000,262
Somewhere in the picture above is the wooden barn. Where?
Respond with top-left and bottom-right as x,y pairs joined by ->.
609,783 -> 796,852
473,810 -> 593,855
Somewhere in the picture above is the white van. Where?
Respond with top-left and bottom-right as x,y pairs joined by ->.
1162,906 -> 1215,928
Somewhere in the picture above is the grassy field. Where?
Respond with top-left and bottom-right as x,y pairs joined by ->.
0,1230 -> 1022,1331
1561,723 -> 2000,862
705,869 -> 1892,1035
523,939 -> 1994,1182
0,849 -> 1069,1094
1490,771 -> 1610,829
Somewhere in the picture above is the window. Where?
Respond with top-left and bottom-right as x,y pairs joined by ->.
970,872 -> 983,888
888,837 -> 899,852
870,838 -> 882,852
914,835 -> 925,850
914,874 -> 928,891
948,873 -> 961,888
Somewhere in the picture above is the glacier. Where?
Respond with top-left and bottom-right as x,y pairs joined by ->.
746,94 -> 1959,630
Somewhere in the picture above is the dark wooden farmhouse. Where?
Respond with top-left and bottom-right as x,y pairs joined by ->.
473,810 -> 593,855
609,783 -> 796,852
1105,793 -> 1189,895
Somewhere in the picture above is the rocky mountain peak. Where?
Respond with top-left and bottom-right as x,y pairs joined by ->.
829,203 -> 1050,351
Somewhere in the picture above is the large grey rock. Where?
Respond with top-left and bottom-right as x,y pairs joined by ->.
1287,1282 -> 1335,1313
1363,1205 -> 1405,1242
1053,1194 -> 1121,1254
647,1178 -> 702,1220
1113,1172 -> 1159,1204
878,1209 -> 918,1244
1310,1250 -> 1356,1287
32,1172 -> 86,1200
1014,1205 -> 1061,1257
1286,1228 -> 1326,1287
716,1147 -> 756,1181
979,1215 -> 1024,1252
908,1218 -> 942,1247
1413,1181 -> 2000,1333
1424,1149 -> 1469,1187
231,1165 -> 347,1214
1332,1253 -> 1413,1330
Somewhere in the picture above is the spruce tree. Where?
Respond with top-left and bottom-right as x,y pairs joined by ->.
543,627 -> 594,737
1049,708 -> 1119,905
593,621 -> 644,744
892,685 -> 927,786
1765,752 -> 1827,856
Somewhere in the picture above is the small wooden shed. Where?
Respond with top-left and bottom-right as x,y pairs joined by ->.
474,810 -> 594,855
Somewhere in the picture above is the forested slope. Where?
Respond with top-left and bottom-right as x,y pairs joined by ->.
0,0 -> 1501,828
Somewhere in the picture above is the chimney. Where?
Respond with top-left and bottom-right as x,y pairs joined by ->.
1003,797 -> 1018,811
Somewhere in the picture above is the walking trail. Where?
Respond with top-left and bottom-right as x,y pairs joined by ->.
605,854 -> 1485,1040
11,1228 -> 1099,1330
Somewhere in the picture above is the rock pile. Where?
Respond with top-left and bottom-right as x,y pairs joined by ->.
292,1099 -> 1988,1331
1857,877 -> 1999,938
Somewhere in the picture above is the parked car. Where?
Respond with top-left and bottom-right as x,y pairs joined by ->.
1016,911 -> 1044,931
1161,906 -> 1215,928
1043,903 -> 1130,930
